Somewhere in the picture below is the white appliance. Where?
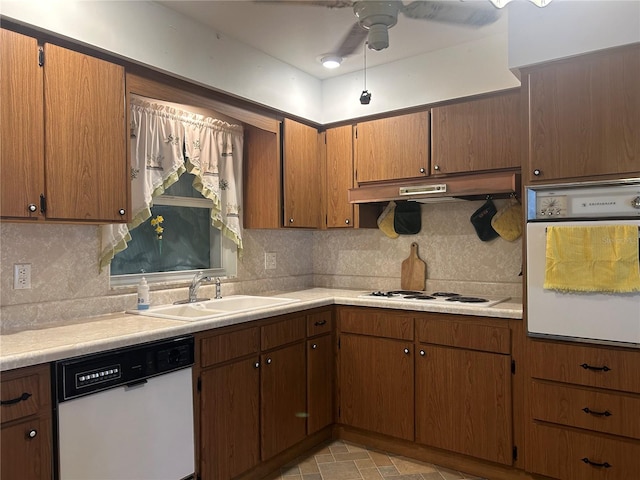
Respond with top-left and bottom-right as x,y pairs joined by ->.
526,180 -> 640,346
54,336 -> 196,480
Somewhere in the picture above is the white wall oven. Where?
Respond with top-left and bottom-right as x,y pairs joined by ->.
526,179 -> 640,347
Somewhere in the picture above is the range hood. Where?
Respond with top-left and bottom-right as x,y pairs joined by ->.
348,171 -> 521,204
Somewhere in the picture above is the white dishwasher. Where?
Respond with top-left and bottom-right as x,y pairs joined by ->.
54,336 -> 196,480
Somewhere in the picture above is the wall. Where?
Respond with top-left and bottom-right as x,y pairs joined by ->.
0,199 -> 522,333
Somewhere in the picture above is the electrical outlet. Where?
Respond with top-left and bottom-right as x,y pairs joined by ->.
14,263 -> 31,289
265,252 -> 277,270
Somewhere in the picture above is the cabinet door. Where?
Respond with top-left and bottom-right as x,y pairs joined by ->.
307,335 -> 333,435
1,417 -> 52,480
283,118 -> 320,228
339,334 -> 414,441
527,45 -> 640,182
44,43 -> 127,222
416,345 -> 512,465
325,125 -> 354,228
261,342 -> 307,460
431,91 -> 521,175
200,358 -> 260,480
355,112 -> 429,183
0,29 -> 45,219
243,124 -> 281,229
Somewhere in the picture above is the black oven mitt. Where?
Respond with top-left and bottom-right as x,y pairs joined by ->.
393,201 -> 421,235
470,199 -> 499,241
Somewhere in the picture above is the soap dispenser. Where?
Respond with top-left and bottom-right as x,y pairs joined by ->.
137,277 -> 150,310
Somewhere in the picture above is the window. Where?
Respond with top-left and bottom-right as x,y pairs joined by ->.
110,171 -> 237,287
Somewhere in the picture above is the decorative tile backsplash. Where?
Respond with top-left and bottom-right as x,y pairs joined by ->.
0,199 -> 521,332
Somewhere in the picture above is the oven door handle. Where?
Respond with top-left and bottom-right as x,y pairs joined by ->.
125,378 -> 148,389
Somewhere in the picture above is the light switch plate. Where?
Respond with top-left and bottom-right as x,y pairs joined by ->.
14,263 -> 31,289
265,252 -> 277,270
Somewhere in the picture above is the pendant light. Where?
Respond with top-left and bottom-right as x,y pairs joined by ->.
359,41 -> 371,105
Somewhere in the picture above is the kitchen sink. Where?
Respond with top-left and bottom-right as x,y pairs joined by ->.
129,295 -> 299,322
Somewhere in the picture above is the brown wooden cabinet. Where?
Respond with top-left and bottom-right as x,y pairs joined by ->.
431,90 -> 521,175
307,310 -> 334,435
525,44 -> 640,183
0,28 -> 127,222
0,364 -> 52,480
338,308 -> 415,441
354,111 -> 429,183
415,315 -> 513,466
283,118 -> 321,228
324,125 -> 354,228
526,339 -> 640,480
243,124 -> 281,229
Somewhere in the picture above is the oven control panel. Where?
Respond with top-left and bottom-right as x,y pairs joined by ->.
528,181 -> 640,220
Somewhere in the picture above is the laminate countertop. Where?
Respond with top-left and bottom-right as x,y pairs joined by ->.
0,288 -> 522,371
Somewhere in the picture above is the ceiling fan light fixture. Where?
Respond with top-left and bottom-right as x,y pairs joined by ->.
489,0 -> 553,7
321,55 -> 343,69
367,24 -> 389,51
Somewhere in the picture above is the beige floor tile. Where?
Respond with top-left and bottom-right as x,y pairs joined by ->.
422,473 -> 445,480
334,451 -> 372,462
377,465 -> 400,477
355,458 -> 377,470
437,467 -> 465,479
368,451 -> 394,467
344,442 -> 369,454
391,456 -> 438,475
315,453 -> 336,464
318,460 -> 363,480
359,467 -> 384,480
299,460 -> 320,475
330,445 -> 351,455
281,465 -> 301,476
302,474 -> 322,480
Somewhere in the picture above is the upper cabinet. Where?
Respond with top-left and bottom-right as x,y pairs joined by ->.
283,118 -> 321,228
525,44 -> 640,183
355,111 -> 429,183
324,125 -> 354,228
431,91 -> 521,175
1,29 -> 128,222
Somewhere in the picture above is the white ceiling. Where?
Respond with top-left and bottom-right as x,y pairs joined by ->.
157,0 -> 509,80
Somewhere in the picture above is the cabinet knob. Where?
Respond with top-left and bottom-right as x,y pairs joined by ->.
345,219 -> 350,225
533,169 -> 541,176
118,208 -> 126,216
311,343 -> 318,350
420,350 -> 426,356
254,361 -> 260,369
27,429 -> 37,439
27,204 -> 38,213
632,196 -> 640,209
419,167 -> 426,174
403,348 -> 410,355
266,358 -> 272,365
433,165 -> 440,171
289,218 -> 294,224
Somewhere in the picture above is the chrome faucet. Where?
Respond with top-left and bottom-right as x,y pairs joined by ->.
188,272 -> 212,303
214,277 -> 222,299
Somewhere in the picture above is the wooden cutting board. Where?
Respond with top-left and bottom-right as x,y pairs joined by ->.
401,242 -> 426,291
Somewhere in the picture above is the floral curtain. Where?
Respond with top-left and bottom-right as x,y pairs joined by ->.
99,96 -> 244,271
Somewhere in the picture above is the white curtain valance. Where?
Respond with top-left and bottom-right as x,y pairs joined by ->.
99,96 -> 244,271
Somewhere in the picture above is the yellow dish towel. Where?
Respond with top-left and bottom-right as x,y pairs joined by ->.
544,225 -> 640,293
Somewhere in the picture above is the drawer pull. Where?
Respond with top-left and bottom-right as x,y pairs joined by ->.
582,407 -> 612,417
580,363 -> 611,372
1,392 -> 32,406
314,320 -> 327,326
581,458 -> 611,469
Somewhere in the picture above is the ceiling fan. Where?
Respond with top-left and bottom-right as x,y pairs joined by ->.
257,1 -> 502,57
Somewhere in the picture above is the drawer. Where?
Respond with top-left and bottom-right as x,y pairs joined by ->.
261,315 -> 306,351
416,317 -> 510,354
529,341 -> 640,394
307,310 -> 333,337
531,381 -> 640,440
528,422 -> 640,480
200,326 -> 260,367
339,307 -> 413,341
1,364 -> 50,424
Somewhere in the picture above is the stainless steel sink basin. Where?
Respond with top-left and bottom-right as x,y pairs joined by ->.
129,295 -> 299,321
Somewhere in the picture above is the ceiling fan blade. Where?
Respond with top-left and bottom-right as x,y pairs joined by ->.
333,22 -> 369,57
401,1 -> 501,27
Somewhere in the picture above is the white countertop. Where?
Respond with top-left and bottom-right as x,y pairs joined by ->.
0,288 -> 522,371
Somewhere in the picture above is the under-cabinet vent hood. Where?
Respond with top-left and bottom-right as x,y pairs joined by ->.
348,171 -> 521,204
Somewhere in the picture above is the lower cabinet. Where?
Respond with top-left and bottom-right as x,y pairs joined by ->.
196,308 -> 334,480
0,364 -> 52,480
415,315 -> 513,465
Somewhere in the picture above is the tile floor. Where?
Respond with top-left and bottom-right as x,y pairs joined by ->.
272,440 -> 487,480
